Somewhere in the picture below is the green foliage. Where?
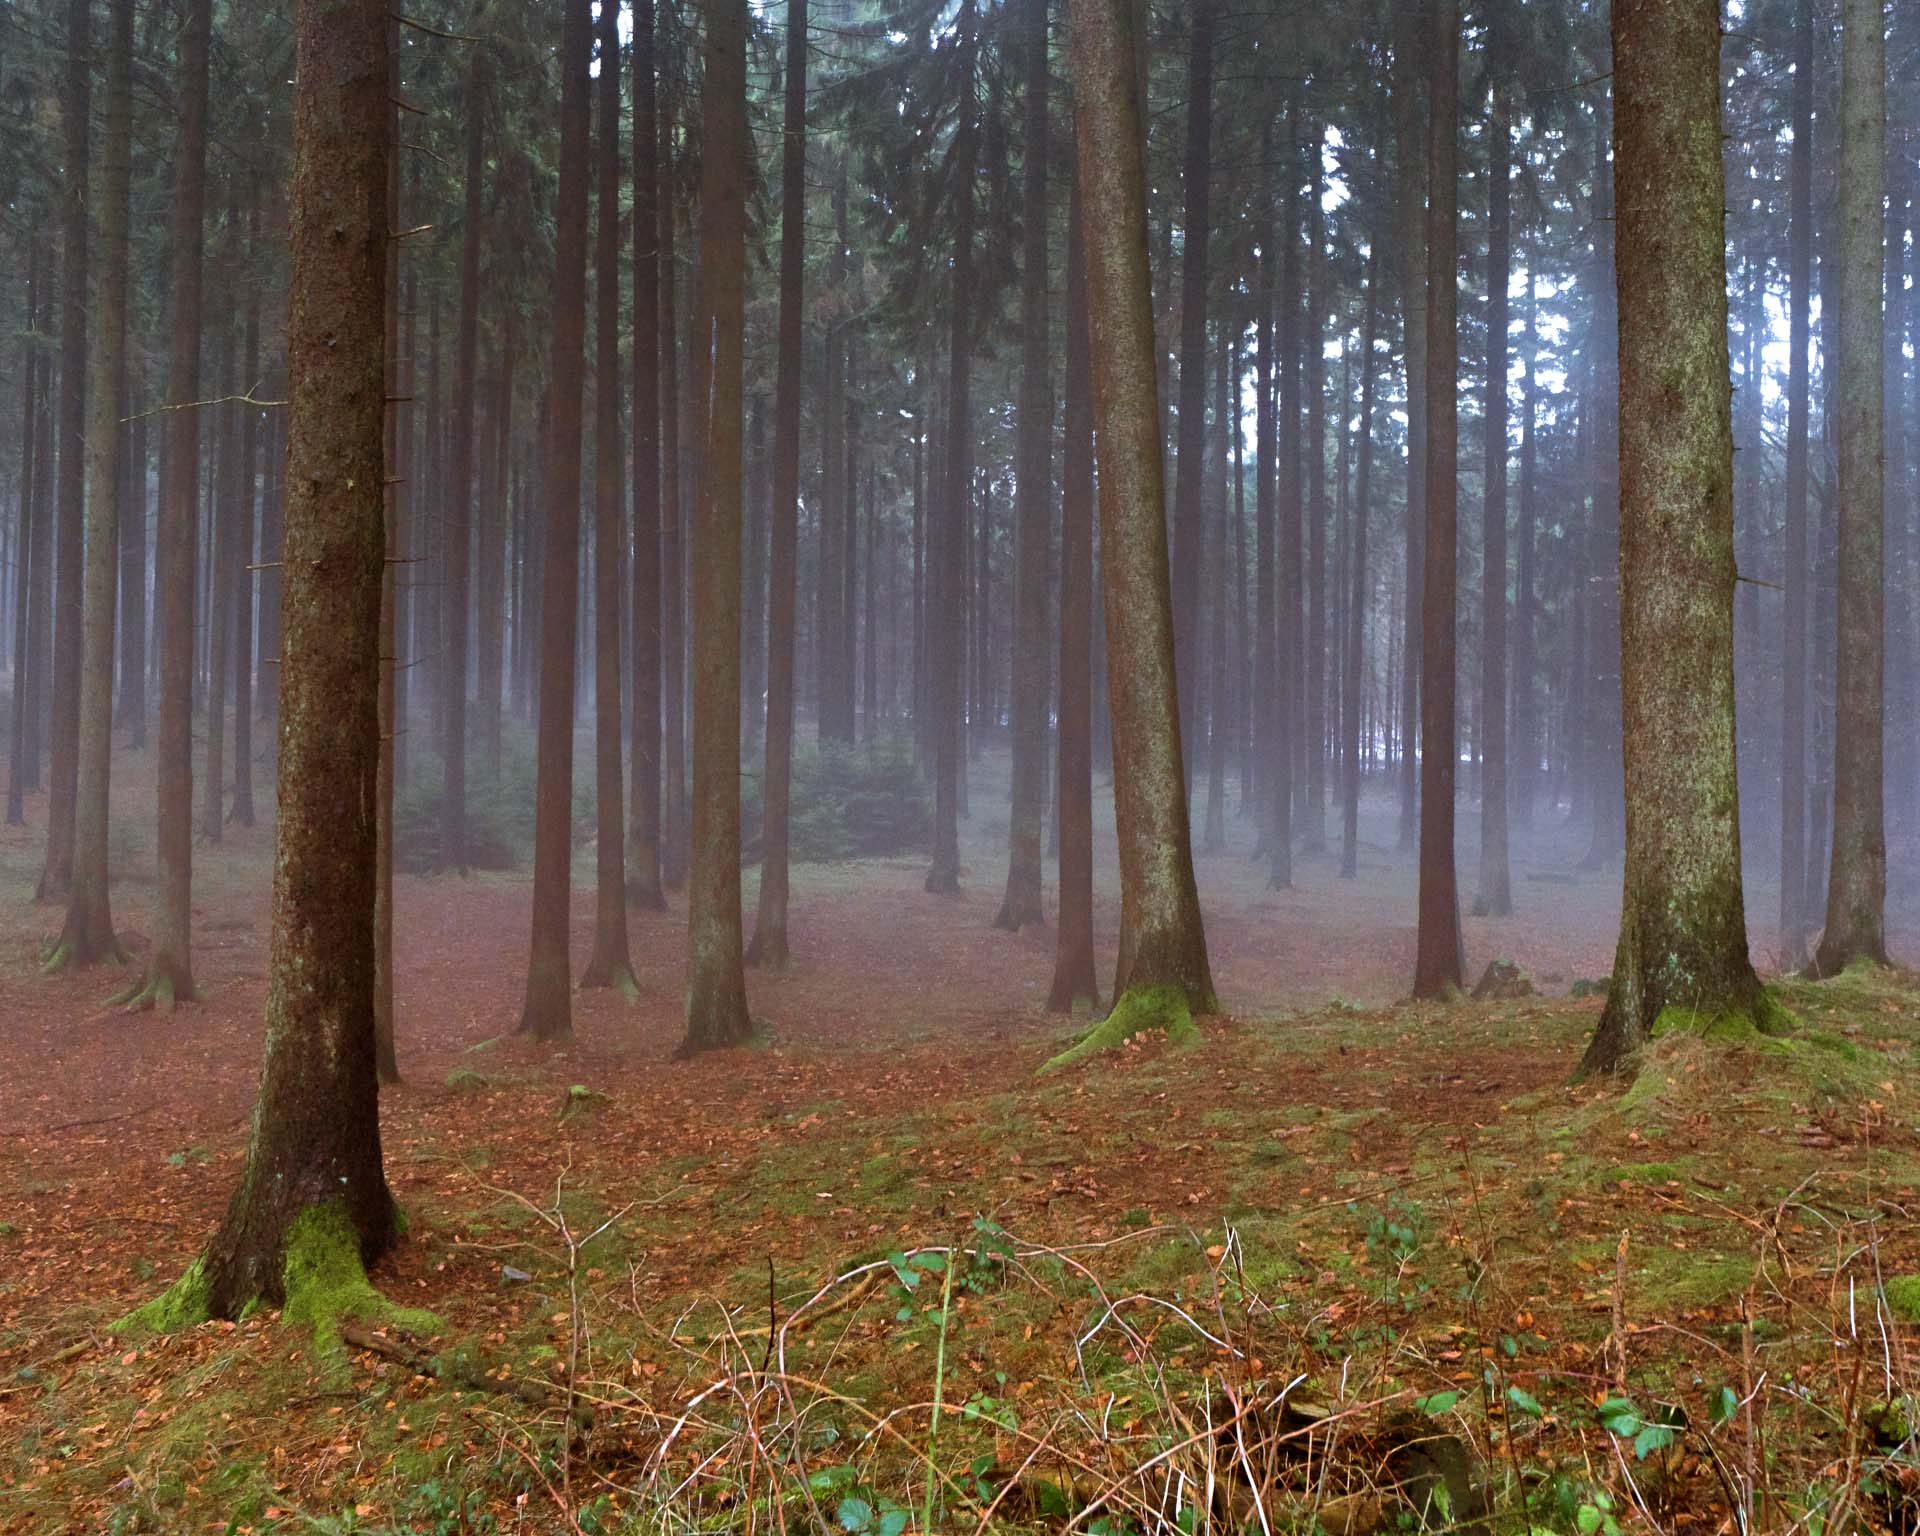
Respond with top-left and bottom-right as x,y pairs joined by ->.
1884,1275 -> 1920,1323
280,1201 -> 440,1357
392,734 -> 581,874
742,739 -> 930,864
1040,984 -> 1196,1073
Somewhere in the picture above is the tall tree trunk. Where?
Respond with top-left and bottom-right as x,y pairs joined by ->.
202,265 -> 234,847
1303,124 -> 1328,852
1475,68 -> 1512,917
8,234 -> 41,824
1271,105 -> 1301,890
997,0 -> 1051,932
516,0 -> 592,1041
231,198 -> 260,828
477,334 -> 511,779
926,0 -> 977,896
1170,0 -> 1213,778
746,0 -> 805,968
40,0 -> 91,904
374,8 -> 405,1085
679,0 -> 751,1055
1780,0 -> 1814,969
1582,0 -> 1765,1073
1814,0 -> 1888,973
123,0 -> 211,1009
186,0 -> 400,1315
1202,323 -> 1229,852
118,346 -> 147,749
627,0 -> 665,910
1514,262 -> 1538,826
1068,0 -> 1215,1029
659,40 -> 688,890
583,0 -> 636,996
1396,29 -> 1426,854
52,0 -> 132,971
1253,126 -> 1276,858
443,16 -> 487,875
1581,113 -> 1625,870
1342,246 -> 1379,880
1412,0 -> 1463,1000
1049,184 -> 1100,1012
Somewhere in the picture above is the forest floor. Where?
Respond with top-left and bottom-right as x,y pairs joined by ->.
3,733 -> 1920,1536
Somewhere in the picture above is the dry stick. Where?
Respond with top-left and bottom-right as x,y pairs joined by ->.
1610,1227 -> 1630,1396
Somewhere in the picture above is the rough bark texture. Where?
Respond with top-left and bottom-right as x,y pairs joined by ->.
444,17 -> 487,876
1778,0 -> 1813,970
375,12 -> 403,1087
517,0 -> 592,1041
131,0 -> 212,1009
1475,70 -> 1512,918
628,0 -> 665,911
1170,0 -> 1213,780
1413,0 -> 1464,1000
1814,0 -> 1888,974
1069,0 -> 1215,1020
998,0 -> 1051,933
582,0 -> 636,996
231,203 -> 260,829
747,0 -> 806,971
1580,0 -> 1765,1076
679,0 -> 752,1056
196,0 -> 398,1312
926,0 -> 977,896
1342,248 -> 1379,881
659,46 -> 688,891
1048,177 -> 1099,1014
54,0 -> 132,971
1396,31 -> 1427,855
39,0 -> 89,905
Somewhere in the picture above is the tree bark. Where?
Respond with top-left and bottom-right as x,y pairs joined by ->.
1342,246 -> 1379,881
1475,66 -> 1512,917
747,0 -> 806,969
659,39 -> 688,890
679,0 -> 752,1055
40,0 -> 91,904
1813,0 -> 1889,974
7,236 -> 39,826
1170,0 -> 1213,780
53,0 -> 132,971
1396,28 -> 1426,855
1068,0 -> 1215,1020
517,0 -> 593,1041
997,0 -> 1052,932
231,198 -> 261,829
1412,0 -> 1464,1000
1581,0 -> 1765,1074
125,0 -> 211,1009
582,0 -> 636,996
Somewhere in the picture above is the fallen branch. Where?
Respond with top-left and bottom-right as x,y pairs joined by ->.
340,1322 -> 593,1426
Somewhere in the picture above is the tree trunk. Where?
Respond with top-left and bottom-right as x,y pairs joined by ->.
124,0 -> 211,1009
477,334 -> 511,780
1202,324 -> 1229,852
1581,0 -> 1765,1073
1049,186 -> 1099,1017
1342,246 -> 1379,880
1271,105 -> 1301,890
1475,67 -> 1512,917
997,0 -> 1051,932
443,18 -> 487,876
1170,0 -> 1213,779
52,0 -> 132,971
183,0 -> 401,1320
517,0 -> 592,1041
40,0 -> 91,904
747,0 -> 805,969
926,0 -> 977,896
1514,262 -> 1538,825
1396,29 -> 1426,855
1412,0 -> 1463,1000
1303,126 -> 1328,852
1813,0 -> 1888,974
374,8 -> 405,1086
627,0 -> 665,910
679,0 -> 751,1055
119,346 -> 148,750
659,40 -> 688,891
582,0 -> 636,996
7,236 -> 39,826
202,273 -> 235,847
1068,0 -> 1215,1026
231,198 -> 260,828
1253,126 -> 1276,858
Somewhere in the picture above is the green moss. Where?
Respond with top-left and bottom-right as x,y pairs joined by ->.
1632,1248 -> 1753,1314
1651,987 -> 1795,1044
114,1257 -> 212,1336
280,1202 -> 439,1357
1040,984 -> 1196,1073
1603,1161 -> 1686,1186
1884,1276 -> 1920,1323
444,1068 -> 491,1093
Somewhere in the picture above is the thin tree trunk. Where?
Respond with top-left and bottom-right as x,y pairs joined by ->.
40,0 -> 90,904
997,0 -> 1051,932
1814,0 -> 1889,973
1582,0 -> 1765,1073
1779,0 -> 1814,969
1396,29 -> 1426,854
679,0 -> 751,1055
1475,67 -> 1512,916
123,0 -> 211,1009
8,236 -> 41,825
659,36 -> 688,891
1413,0 -> 1464,999
516,0 -> 592,1042
1069,0 -> 1215,1026
747,0 -> 805,968
52,0 -> 132,970
1342,246 -> 1379,880
1303,126 -> 1328,851
231,197 -> 260,828
119,347 -> 147,748
1170,0 -> 1213,776
1202,324 -> 1229,852
582,0 -> 636,996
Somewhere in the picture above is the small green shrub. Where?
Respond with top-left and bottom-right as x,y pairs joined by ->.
742,738 -> 929,864
393,731 -> 584,873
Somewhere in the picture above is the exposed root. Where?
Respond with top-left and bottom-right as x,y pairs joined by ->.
109,964 -> 191,1013
1040,983 -> 1197,1074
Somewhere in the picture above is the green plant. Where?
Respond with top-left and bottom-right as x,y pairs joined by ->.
741,738 -> 930,863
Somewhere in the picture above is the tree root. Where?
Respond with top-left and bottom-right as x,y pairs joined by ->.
108,967 -> 189,1012
1040,983 -> 1197,1074
40,935 -> 131,977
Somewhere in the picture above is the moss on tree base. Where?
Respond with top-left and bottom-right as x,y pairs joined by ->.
114,1202 -> 437,1358
1649,987 -> 1796,1044
1040,983 -> 1196,1074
